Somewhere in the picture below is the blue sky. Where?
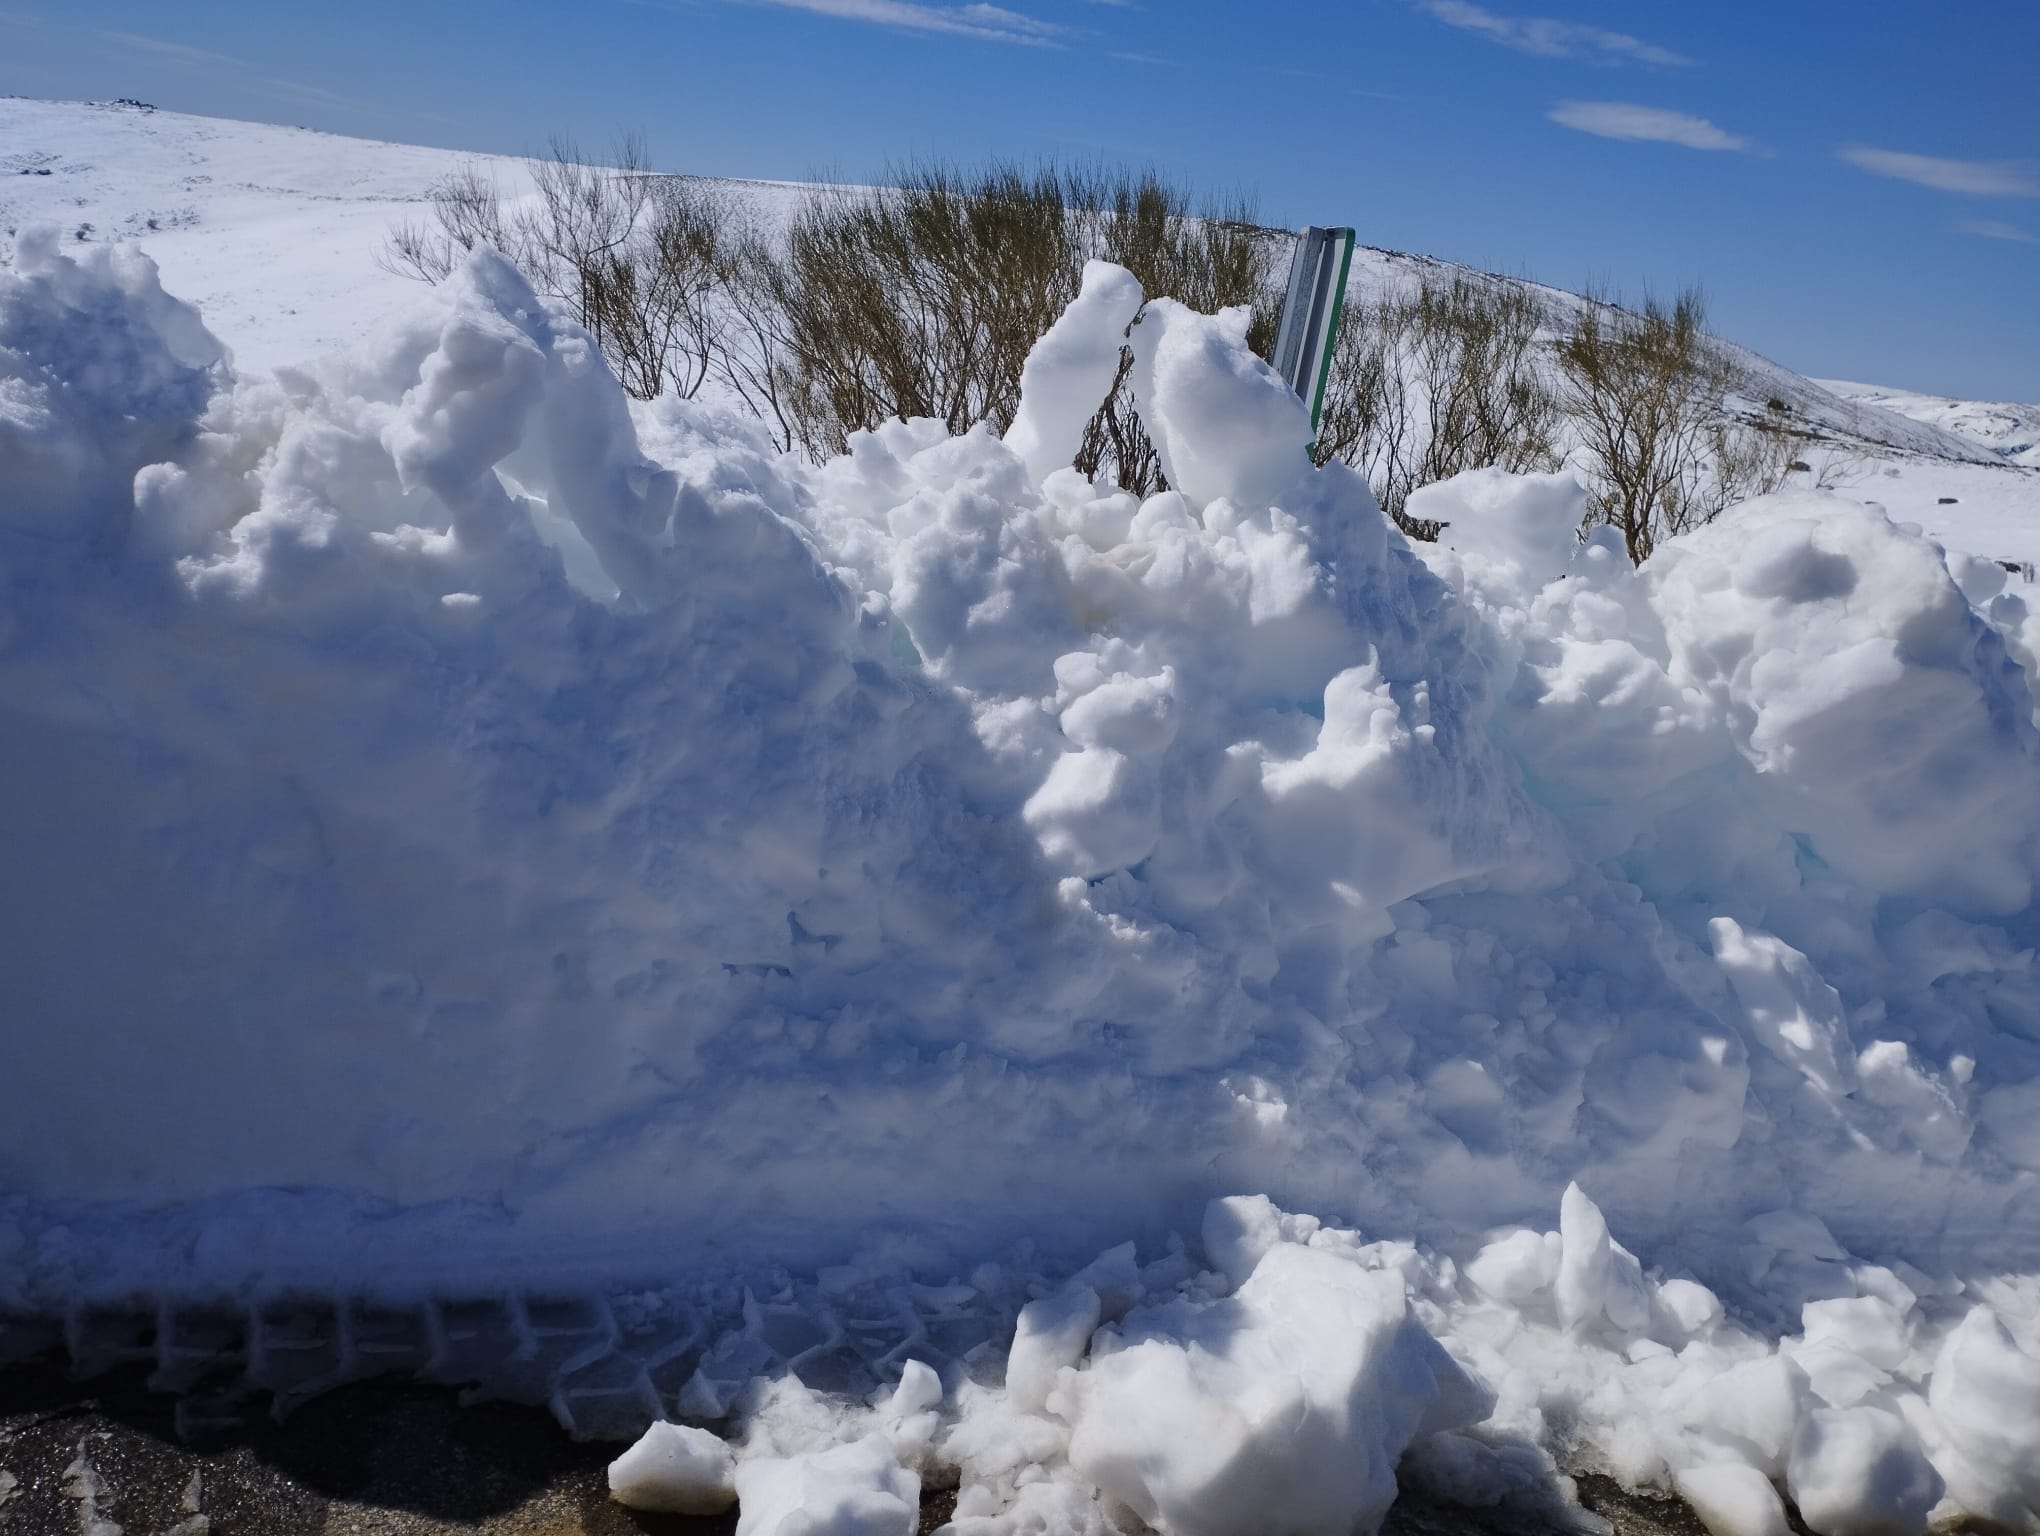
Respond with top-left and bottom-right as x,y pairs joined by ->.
4,0 -> 2037,399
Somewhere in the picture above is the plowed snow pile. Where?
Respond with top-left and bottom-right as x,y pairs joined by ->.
5,234 -> 2040,1536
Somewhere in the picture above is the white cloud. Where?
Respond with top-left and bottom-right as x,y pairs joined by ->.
1549,100 -> 1754,153
1418,1 -> 1690,67
1841,146 -> 2040,199
1958,219 -> 2039,245
738,0 -> 1067,44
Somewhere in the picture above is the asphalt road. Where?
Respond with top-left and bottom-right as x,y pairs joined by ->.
0,1358 -> 1715,1536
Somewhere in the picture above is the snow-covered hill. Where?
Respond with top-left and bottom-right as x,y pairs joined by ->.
1342,245 -> 2003,468
6,95 -> 2036,568
0,96 -> 495,367
7,96 -> 2040,1536
1820,378 -> 2040,469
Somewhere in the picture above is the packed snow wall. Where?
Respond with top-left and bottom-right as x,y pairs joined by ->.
4,232 -> 2040,1529
3,230 -> 2040,1291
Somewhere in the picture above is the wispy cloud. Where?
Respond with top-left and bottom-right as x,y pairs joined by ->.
1840,146 -> 2040,199
1959,219 -> 2039,245
1417,1 -> 1691,67
1549,100 -> 1754,153
100,28 -> 387,114
100,29 -> 241,67
1109,50 -> 1175,66
736,0 -> 1067,44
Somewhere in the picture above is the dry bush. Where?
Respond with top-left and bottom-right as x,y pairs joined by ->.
1316,271 -> 1561,538
389,146 -> 1281,487
757,161 -> 1282,493
710,221 -> 802,452
1557,287 -> 1793,563
760,163 -> 1083,455
386,145 -> 1795,551
383,135 -> 730,403
383,163 -> 519,282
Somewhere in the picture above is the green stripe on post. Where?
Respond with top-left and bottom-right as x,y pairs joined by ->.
1305,230 -> 1354,448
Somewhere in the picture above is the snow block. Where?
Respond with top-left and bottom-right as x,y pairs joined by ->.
609,1421 -> 738,1514
1064,1245 -> 1491,1536
733,1435 -> 919,1536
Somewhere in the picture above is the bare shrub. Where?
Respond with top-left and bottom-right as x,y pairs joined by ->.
764,163 -> 1083,456
760,160 -> 1282,493
591,175 -> 730,401
388,146 -> 1281,484
386,143 -> 1802,550
1557,287 -> 1793,563
382,162 -> 519,283
712,221 -> 802,452
1316,270 -> 1561,538
383,135 -> 730,403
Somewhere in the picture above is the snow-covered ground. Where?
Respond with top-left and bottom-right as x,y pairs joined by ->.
6,97 -> 2040,1536
0,97 -> 506,368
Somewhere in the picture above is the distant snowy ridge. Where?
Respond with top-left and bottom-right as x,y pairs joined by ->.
1818,378 -> 2040,469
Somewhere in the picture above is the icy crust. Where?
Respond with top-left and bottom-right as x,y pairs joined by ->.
5,236 -> 2040,1528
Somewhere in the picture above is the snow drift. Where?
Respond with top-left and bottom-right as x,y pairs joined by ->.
4,235 -> 2040,1533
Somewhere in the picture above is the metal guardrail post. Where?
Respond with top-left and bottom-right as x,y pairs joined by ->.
1272,225 -> 1356,448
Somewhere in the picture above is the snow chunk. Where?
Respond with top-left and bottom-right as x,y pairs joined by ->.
609,1422 -> 738,1514
1004,261 -> 1143,487
1655,495 -> 2040,914
1674,1462 -> 1791,1536
1064,1244 -> 1491,1536
1709,919 -> 1857,1097
1555,1183 -> 1651,1335
1924,1306 -> 2040,1526
1465,1228 -> 1560,1307
1125,296 -> 1311,513
1005,1284 -> 1101,1413
1413,468 -> 1588,602
1200,1194 -> 1319,1290
1,227 -> 224,537
1022,745 -> 1159,877
1785,1406 -> 1942,1536
734,1435 -> 919,1536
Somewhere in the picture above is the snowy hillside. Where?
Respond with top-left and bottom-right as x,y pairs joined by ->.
7,96 -> 2040,1536
1341,242 -> 2040,567
1343,244 -> 2005,469
6,95 -> 2036,567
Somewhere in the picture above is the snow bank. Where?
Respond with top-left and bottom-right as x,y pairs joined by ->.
6,232 -> 2040,1532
